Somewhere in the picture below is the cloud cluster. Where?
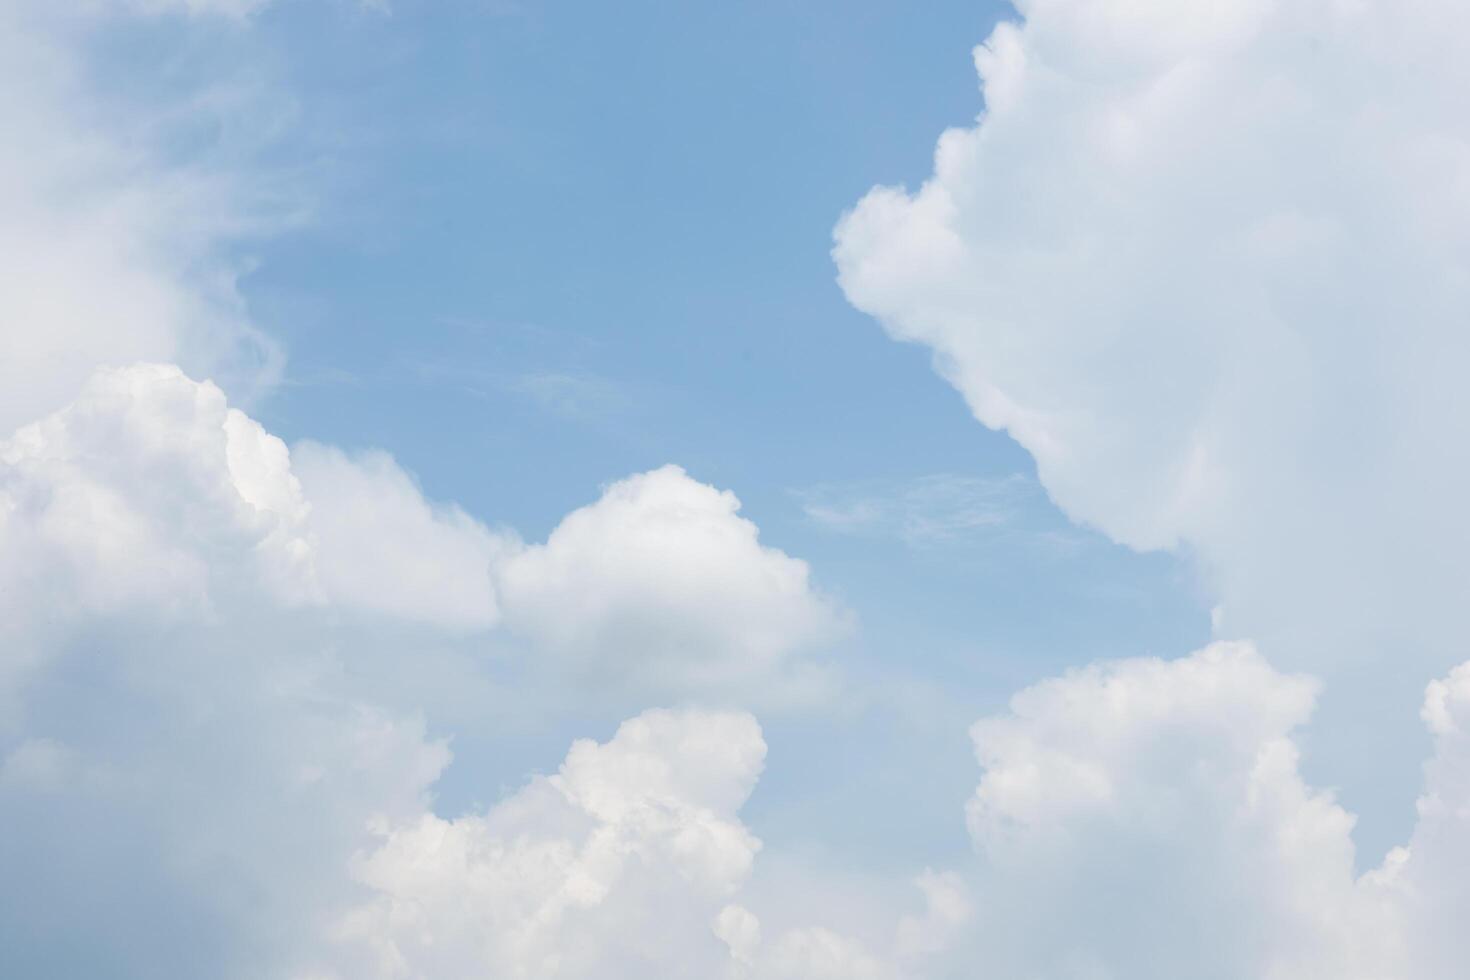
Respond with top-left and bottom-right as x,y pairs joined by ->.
6,366 -> 1470,979
0,362 -> 842,700
0,364 -> 851,977
833,0 -> 1470,846
325,642 -> 1470,980
13,0 -> 1470,976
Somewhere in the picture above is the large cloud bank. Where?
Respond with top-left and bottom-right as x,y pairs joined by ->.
6,373 -> 1470,979
835,0 -> 1470,680
833,0 -> 1470,846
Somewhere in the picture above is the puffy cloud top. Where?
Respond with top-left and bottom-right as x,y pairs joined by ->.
0,364 -> 843,701
498,465 -> 847,702
338,708 -> 767,980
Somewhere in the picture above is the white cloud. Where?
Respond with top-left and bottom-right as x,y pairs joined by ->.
0,362 -> 848,703
0,365 -> 861,976
329,708 -> 972,980
0,365 -> 512,677
497,465 -> 848,704
834,0 -> 1470,842
0,3 -> 866,975
17,373 -> 1470,979
936,641 -> 1470,979
834,0 -> 1470,660
293,444 -> 508,631
961,642 -> 1380,977
332,708 -> 767,979
0,364 -> 315,696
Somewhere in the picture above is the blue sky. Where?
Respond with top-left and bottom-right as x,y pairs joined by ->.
230,0 -> 1210,863
7,1 -> 1470,977
242,0 -> 1206,659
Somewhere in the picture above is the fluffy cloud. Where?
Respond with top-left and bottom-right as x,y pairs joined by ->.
292,443 -> 508,631
835,0 -> 1470,647
962,643 -> 1380,977
331,708 -> 766,979
497,465 -> 846,703
331,706 -> 977,980
0,364 -> 856,976
0,366 -> 502,670
0,361 -> 845,697
942,641 -> 1470,979
0,369 -> 925,980
13,373 -> 1470,979
834,0 -> 1470,842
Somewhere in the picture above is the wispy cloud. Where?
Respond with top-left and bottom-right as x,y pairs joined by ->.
508,370 -> 628,421
795,473 -> 1045,547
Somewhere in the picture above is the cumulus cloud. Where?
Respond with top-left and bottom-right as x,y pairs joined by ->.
924,642 -> 1470,979
497,465 -> 847,703
962,642 -> 1380,977
292,444 -> 508,631
834,0 -> 1470,841
0,3 -> 858,975
0,364 -> 858,976
14,373 -> 1470,980
834,0 -> 1470,649
0,369 -> 919,980
0,365 -> 507,677
0,361 -> 846,699
332,707 -> 974,980
332,708 -> 767,979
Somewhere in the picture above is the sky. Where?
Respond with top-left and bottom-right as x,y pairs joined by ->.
4,1 -> 1470,978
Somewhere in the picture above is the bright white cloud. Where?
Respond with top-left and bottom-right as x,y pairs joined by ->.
0,363 -> 845,699
834,0 -> 1470,664
961,642 -> 1382,977
834,0 -> 1470,843
329,708 -> 970,980
935,641 -> 1470,979
13,371 -> 1470,980
497,465 -> 847,704
0,365 -> 513,676
293,444 -> 508,631
332,708 -> 767,979
0,364 -> 313,696
0,365 -> 861,976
